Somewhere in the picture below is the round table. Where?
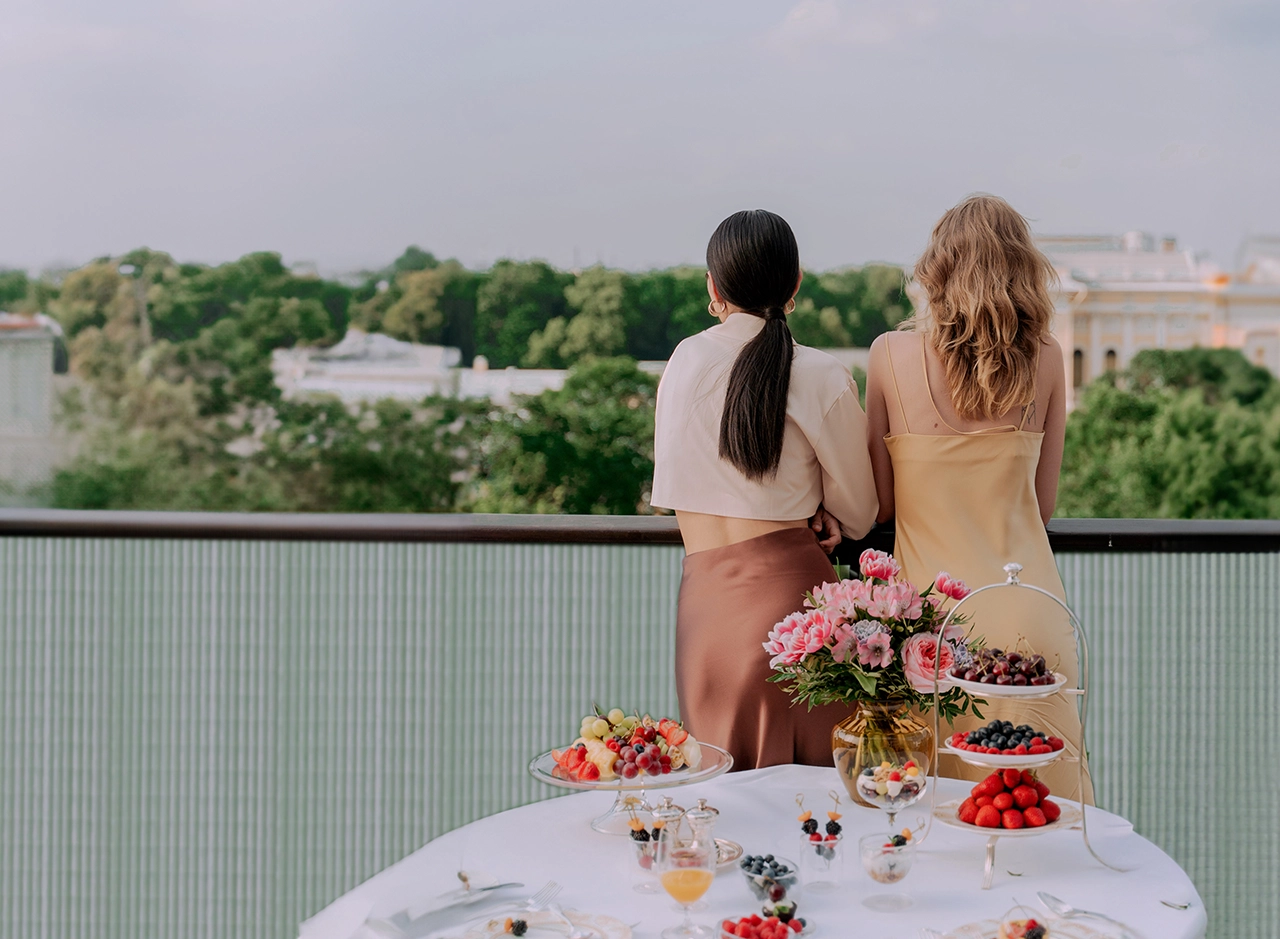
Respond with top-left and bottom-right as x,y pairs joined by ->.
299,765 -> 1206,939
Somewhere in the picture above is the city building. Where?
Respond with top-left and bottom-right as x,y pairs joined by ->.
1040,233 -> 1280,409
0,313 -> 65,499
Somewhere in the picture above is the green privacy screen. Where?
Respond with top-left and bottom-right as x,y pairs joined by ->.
0,538 -> 1275,938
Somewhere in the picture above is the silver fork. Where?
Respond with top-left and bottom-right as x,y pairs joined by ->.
514,880 -> 562,913
549,900 -> 596,939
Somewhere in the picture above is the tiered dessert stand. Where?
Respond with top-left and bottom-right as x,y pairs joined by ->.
925,562 -> 1130,888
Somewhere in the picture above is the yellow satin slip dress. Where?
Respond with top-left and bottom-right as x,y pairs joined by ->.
884,336 -> 1095,805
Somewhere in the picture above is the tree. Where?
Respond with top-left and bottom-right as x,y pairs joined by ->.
474,260 -> 572,367
0,269 -> 29,309
1057,349 -> 1280,519
525,266 -> 629,367
469,357 -> 658,514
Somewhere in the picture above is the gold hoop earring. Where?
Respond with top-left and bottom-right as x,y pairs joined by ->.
708,299 -> 728,318
784,298 -> 796,315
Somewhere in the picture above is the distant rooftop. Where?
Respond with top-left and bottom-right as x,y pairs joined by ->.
1037,231 -> 1208,286
1237,236 -> 1280,285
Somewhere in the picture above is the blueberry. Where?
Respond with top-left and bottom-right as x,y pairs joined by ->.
764,854 -> 774,862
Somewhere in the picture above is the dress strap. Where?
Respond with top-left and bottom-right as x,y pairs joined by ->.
1017,402 -> 1032,431
920,336 -> 966,435
884,337 -> 911,433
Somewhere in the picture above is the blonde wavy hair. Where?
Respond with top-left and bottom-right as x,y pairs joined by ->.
908,194 -> 1057,421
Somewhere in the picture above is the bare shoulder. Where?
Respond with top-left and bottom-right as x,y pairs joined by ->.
1038,334 -> 1065,378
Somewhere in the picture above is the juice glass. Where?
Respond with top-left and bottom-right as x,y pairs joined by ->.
657,834 -> 716,938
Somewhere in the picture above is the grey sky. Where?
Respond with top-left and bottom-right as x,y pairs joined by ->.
3,0 -> 1278,275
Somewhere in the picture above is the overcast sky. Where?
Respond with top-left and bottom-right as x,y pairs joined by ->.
3,0 -> 1278,275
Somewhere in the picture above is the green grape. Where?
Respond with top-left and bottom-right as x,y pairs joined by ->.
607,708 -> 625,726
591,718 -> 610,738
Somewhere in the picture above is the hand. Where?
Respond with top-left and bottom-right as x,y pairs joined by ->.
809,505 -> 843,554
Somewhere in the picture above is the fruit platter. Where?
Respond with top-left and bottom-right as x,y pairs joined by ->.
944,719 -> 1067,768
945,647 -> 1068,697
933,769 -> 1082,840
527,708 -> 733,833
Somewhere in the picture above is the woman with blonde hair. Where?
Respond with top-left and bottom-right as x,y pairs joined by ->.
865,194 -> 1093,802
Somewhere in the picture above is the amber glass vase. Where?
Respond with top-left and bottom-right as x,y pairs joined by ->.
832,700 -> 933,824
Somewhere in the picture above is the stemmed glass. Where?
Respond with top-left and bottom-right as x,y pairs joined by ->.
656,830 -> 716,938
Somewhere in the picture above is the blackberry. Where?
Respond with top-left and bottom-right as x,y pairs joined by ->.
890,834 -> 908,847
801,818 -> 819,835
825,820 -> 842,836
630,828 -> 650,842
511,920 -> 528,937
1025,928 -> 1046,939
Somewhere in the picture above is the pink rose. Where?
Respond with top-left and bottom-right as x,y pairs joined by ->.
859,549 -> 902,582
934,572 -> 971,601
865,583 -> 924,621
857,630 -> 894,669
901,632 -> 955,693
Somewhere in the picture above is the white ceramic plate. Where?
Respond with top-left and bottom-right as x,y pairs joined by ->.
463,909 -> 631,939
949,671 -> 1070,698
933,797 -> 1083,838
942,918 -> 1121,938
942,740 -> 1068,768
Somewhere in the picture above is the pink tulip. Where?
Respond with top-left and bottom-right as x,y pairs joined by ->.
858,549 -> 901,582
933,572 -> 971,601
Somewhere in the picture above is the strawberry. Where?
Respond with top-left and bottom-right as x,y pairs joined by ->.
1020,770 -> 1038,786
976,795 -> 994,808
1012,784 -> 1039,809
1034,780 -> 1051,801
1001,808 -> 1025,829
1023,806 -> 1047,827
958,799 -> 979,825
993,792 -> 1014,811
1040,798 -> 1061,822
579,762 -> 600,781
1002,768 -> 1023,789
975,805 -> 1002,828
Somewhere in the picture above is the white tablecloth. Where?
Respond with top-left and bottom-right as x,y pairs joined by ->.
299,765 -> 1206,939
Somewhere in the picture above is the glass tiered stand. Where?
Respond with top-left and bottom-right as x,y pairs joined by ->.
924,562 -> 1131,888
527,744 -> 734,834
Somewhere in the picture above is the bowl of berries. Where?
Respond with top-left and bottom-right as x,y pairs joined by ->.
945,719 -> 1067,767
720,913 -> 810,939
947,648 -> 1068,697
935,769 -> 1081,837
738,854 -> 800,907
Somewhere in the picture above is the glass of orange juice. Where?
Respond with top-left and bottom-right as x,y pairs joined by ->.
656,832 -> 716,938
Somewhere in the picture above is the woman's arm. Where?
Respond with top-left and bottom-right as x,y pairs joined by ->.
812,381 -> 878,540
865,335 -> 896,524
1035,336 -> 1067,525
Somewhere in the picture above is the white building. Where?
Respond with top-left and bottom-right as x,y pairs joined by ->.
0,313 -> 64,498
1041,233 -> 1280,409
272,329 -> 568,407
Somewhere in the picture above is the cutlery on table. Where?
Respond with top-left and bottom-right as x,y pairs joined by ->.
1037,891 -> 1140,938
548,900 -> 596,939
1160,899 -> 1191,910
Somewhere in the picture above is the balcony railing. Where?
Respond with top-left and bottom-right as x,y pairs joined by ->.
1,510 -> 1276,939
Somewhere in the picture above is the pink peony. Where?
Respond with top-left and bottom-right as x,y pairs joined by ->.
831,623 -> 856,664
901,632 -> 956,693
865,582 -> 924,621
859,549 -> 902,582
934,572 -> 971,602
763,609 -> 837,668
857,630 -> 894,669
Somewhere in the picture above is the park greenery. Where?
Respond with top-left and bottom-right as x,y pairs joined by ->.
3,248 -> 1276,519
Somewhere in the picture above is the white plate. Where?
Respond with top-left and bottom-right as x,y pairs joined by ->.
942,918 -> 1121,938
942,740 -> 1067,768
463,909 -> 631,939
933,797 -> 1083,838
948,671 -> 1070,698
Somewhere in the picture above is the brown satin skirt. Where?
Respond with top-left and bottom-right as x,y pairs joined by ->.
675,527 -> 855,770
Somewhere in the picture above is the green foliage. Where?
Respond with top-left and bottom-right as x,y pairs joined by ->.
0,269 -> 29,308
475,260 -> 573,367
1058,349 -> 1280,519
469,357 -> 658,514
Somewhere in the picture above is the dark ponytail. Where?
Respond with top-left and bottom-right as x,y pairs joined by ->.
707,210 -> 800,481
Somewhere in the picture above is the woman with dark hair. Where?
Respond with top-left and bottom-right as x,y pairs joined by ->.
651,209 -> 878,769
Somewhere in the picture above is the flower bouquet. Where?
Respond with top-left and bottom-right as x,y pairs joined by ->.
763,550 -> 984,724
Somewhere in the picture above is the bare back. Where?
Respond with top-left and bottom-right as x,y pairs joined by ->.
866,330 -> 1066,525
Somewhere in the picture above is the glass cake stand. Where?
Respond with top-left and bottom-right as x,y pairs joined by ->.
527,743 -> 733,834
